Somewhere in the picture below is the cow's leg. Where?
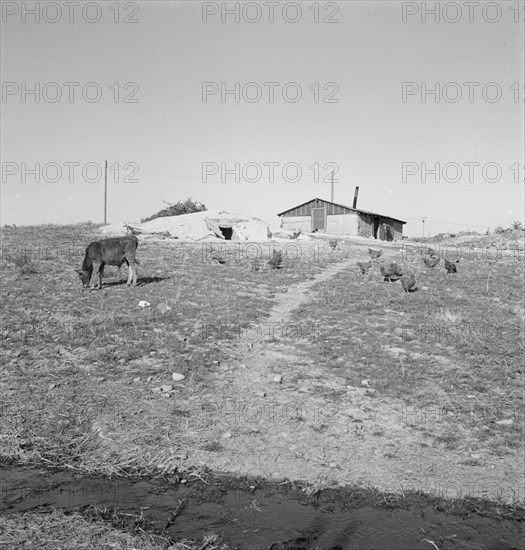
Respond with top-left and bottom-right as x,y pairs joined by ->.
88,263 -> 96,288
89,263 -> 98,288
127,259 -> 137,286
98,264 -> 105,289
90,262 -> 102,289
125,259 -> 131,285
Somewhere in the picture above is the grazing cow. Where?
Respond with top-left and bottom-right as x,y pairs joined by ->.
77,235 -> 138,289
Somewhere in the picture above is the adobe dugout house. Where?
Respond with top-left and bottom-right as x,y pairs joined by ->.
277,198 -> 406,241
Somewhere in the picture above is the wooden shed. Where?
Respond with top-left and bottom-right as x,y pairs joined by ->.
277,198 -> 406,241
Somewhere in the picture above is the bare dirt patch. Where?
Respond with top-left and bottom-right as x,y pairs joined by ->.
163,243 -> 523,506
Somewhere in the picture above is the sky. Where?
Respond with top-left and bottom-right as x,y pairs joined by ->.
1,0 -> 524,237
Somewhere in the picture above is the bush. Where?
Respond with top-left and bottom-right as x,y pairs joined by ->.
141,198 -> 207,222
510,220 -> 523,230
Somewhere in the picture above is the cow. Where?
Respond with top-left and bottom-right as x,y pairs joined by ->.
76,235 -> 138,289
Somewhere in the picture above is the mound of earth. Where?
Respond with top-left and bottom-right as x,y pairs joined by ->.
101,210 -> 276,241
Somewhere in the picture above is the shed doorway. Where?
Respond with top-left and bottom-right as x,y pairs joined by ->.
373,217 -> 380,239
219,227 -> 233,240
312,208 -> 326,232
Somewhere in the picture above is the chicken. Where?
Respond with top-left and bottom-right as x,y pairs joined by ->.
380,262 -> 403,282
269,249 -> 283,269
211,252 -> 226,265
368,248 -> 383,260
423,256 -> 440,268
445,259 -> 458,274
401,273 -> 417,292
356,260 -> 372,274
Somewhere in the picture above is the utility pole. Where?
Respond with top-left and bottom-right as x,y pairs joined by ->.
330,170 -> 334,202
422,217 -> 427,238
103,160 -> 108,225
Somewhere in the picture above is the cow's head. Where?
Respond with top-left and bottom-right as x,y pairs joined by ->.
76,269 -> 91,287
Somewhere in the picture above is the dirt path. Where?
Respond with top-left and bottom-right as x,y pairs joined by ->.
266,257 -> 357,321
181,254 -> 523,505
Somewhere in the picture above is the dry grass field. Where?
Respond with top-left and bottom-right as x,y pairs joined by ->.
0,508 -> 223,550
1,223 -> 524,548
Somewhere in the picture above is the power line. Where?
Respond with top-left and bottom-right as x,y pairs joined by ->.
401,216 -> 499,230
1,207 -> 101,215
0,170 -> 197,196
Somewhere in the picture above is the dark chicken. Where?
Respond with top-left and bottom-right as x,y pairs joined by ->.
445,259 -> 458,274
423,256 -> 440,268
356,260 -> 372,274
380,262 -> 403,282
401,273 -> 417,292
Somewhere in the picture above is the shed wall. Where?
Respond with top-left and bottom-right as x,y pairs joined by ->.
358,214 -> 404,240
280,210 -> 404,240
326,213 -> 359,235
358,214 -> 374,237
391,220 -> 403,240
280,216 -> 312,233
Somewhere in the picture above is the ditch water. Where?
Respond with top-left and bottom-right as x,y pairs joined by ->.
1,466 -> 523,550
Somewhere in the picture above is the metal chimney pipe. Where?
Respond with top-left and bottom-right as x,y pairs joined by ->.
353,186 -> 359,209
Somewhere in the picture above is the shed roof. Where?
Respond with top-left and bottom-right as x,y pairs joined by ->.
277,198 -> 406,224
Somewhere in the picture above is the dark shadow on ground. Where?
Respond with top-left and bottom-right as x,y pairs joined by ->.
2,466 -> 524,550
101,276 -> 170,287
136,276 -> 169,285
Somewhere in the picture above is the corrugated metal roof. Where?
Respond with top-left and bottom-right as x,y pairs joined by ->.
277,198 -> 406,224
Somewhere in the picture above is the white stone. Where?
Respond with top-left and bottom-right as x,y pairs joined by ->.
496,419 -> 513,425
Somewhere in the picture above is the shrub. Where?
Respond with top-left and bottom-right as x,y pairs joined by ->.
142,198 -> 207,222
